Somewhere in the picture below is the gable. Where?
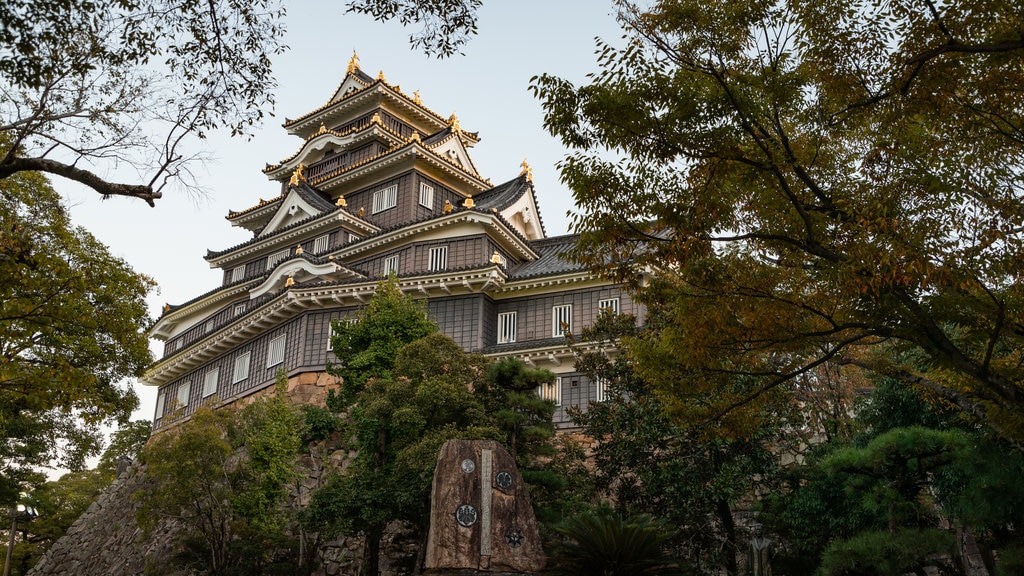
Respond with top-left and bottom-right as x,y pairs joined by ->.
258,185 -> 332,237
500,187 -> 545,241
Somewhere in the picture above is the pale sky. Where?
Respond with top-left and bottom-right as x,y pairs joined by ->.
58,1 -> 626,421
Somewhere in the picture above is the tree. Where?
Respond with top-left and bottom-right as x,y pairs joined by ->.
546,510 -> 682,576
137,378 -> 302,576
529,0 -> 1024,440
0,0 -> 288,204
345,0 -> 483,57
0,162 -> 152,502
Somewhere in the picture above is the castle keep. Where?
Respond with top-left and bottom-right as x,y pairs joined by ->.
142,55 -> 643,428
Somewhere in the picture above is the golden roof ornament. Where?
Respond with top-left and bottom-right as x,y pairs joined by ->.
289,163 -> 307,186
316,123 -> 327,136
462,197 -> 475,209
442,199 -> 454,213
335,195 -> 348,207
519,159 -> 533,183
346,51 -> 360,75
357,207 -> 366,217
370,112 -> 382,125
490,250 -> 503,264
295,244 -> 304,255
413,90 -> 422,105
377,70 -> 386,82
284,274 -> 295,287
410,131 -> 421,142
163,303 -> 170,313
448,113 -> 461,132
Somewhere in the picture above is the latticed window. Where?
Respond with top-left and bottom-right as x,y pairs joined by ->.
312,234 -> 329,254
234,303 -> 246,317
537,377 -> 562,406
598,297 -> 620,315
233,352 -> 251,383
419,182 -> 434,209
155,392 -> 166,418
372,184 -> 398,214
428,246 -> 448,271
497,311 -> 517,344
267,334 -> 286,368
231,265 -> 245,283
383,255 -> 399,276
552,304 -> 572,337
202,368 -> 219,398
176,382 -> 191,408
267,249 -> 289,269
594,377 -> 609,402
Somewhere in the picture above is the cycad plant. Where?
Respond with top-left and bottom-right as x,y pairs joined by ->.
546,509 -> 683,576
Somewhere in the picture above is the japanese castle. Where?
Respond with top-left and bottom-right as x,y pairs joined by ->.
143,55 -> 643,428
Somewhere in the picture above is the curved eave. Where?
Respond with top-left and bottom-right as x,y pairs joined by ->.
227,194 -> 285,224
207,210 -> 380,268
310,141 -> 490,194
483,339 -> 609,368
285,81 -> 450,137
264,121 -> 407,180
497,271 -> 611,295
336,210 -> 539,262
141,266 -> 506,388
249,258 -> 366,299
149,282 -> 257,340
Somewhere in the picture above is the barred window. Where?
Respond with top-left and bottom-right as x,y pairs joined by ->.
234,303 -> 246,317
419,182 -> 434,209
552,304 -> 572,337
231,265 -> 245,283
267,334 -> 286,368
204,319 -> 215,333
348,232 -> 359,243
537,377 -> 562,406
594,377 -> 609,403
176,382 -> 191,408
267,249 -> 289,269
233,352 -> 251,383
155,392 -> 166,419
372,184 -> 398,214
598,297 -> 620,315
383,255 -> 399,276
202,367 -> 219,398
497,311 -> 517,344
312,234 -> 329,254
428,246 -> 448,271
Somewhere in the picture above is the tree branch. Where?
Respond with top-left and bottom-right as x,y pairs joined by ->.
0,156 -> 160,205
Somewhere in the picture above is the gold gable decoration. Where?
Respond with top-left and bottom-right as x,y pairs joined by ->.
448,112 -> 461,132
335,195 -> 347,207
289,163 -> 307,186
462,197 -> 475,209
347,51 -> 360,75
284,274 -> 295,287
519,159 -> 533,183
443,199 -> 454,213
413,90 -> 422,105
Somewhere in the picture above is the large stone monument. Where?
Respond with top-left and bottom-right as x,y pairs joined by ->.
425,440 -> 545,574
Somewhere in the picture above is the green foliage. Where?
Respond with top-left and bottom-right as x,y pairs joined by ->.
0,164 -> 152,502
137,380 -> 301,576
345,0 -> 482,57
531,0 -> 1024,440
817,529 -> 955,576
300,405 -> 340,444
547,510 -> 682,576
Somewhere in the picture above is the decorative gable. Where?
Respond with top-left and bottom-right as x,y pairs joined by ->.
258,183 -> 333,237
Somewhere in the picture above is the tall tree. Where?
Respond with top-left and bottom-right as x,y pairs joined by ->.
0,161 -> 152,502
531,0 -> 1024,440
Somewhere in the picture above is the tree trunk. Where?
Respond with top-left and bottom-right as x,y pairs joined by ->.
715,497 -> 739,576
364,527 -> 383,576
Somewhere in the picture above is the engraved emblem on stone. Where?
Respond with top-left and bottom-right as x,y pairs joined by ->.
456,504 -> 478,527
505,527 -> 524,548
460,458 -> 475,474
495,471 -> 513,490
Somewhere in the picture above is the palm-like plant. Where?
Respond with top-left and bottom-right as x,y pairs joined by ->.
546,510 -> 683,575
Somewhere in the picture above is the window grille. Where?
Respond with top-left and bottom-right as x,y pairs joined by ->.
594,377 -> 609,402
348,232 -> 359,243
598,297 -> 620,314
383,255 -> 399,276
204,319 -> 215,333
497,312 -> 517,344
428,246 -> 448,271
419,183 -> 434,209
372,184 -> 398,214
537,377 -> 562,406
552,304 -> 572,337
234,303 -> 246,317
176,382 -> 191,408
267,334 -> 286,368
312,234 -> 329,254
233,352 -> 251,383
202,368 -> 219,398
267,249 -> 289,269
231,265 -> 245,283
155,392 -> 165,418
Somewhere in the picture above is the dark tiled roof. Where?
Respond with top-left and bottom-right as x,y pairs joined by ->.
422,126 -> 454,145
254,183 -> 337,236
507,234 -> 584,280
479,337 -> 570,354
473,174 -> 529,211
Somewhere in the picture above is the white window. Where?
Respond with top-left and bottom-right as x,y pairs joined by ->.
372,184 -> 398,214
594,377 -> 609,402
383,255 -> 399,276
312,234 -> 329,254
267,249 -> 289,270
204,319 -> 215,333
231,265 -> 245,283
202,368 -> 219,398
348,232 -> 360,243
176,382 -> 191,408
428,246 -> 448,271
234,303 -> 246,317
233,352 -> 251,383
267,334 -> 286,368
598,297 -> 620,315
155,392 -> 166,418
419,182 -> 434,209
497,311 -> 517,344
552,304 -> 572,337
537,377 -> 562,406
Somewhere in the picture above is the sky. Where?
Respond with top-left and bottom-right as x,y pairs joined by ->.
59,1 -> 627,422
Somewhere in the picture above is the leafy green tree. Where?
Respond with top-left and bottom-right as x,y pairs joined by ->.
0,163 -> 152,503
529,0 -> 1024,440
570,312 -> 781,575
137,378 -> 301,576
345,0 -> 482,57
